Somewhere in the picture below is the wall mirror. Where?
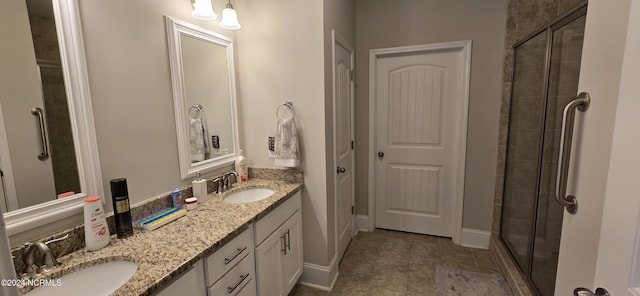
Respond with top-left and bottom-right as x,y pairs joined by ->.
165,16 -> 239,180
0,0 -> 103,235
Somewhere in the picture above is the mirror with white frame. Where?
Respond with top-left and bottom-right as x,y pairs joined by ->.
165,16 -> 239,180
0,0 -> 103,235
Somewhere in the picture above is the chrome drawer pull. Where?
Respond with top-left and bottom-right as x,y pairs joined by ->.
224,246 -> 247,265
281,234 -> 287,255
285,229 -> 291,251
227,273 -> 250,294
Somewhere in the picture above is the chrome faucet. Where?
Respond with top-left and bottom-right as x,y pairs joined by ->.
21,234 -> 68,275
214,171 -> 239,194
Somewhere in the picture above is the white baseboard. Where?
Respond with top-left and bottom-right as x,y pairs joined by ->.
356,215 -> 369,232
460,228 -> 490,249
299,255 -> 338,291
355,216 -> 488,250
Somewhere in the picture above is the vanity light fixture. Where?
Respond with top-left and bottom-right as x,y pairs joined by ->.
219,0 -> 241,30
191,0 -> 217,20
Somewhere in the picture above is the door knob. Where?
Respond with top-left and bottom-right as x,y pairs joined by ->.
337,167 -> 346,174
377,151 -> 384,158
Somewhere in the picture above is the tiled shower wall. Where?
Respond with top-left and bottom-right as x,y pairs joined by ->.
491,0 -> 586,239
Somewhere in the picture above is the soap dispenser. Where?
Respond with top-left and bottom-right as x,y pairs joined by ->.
192,172 -> 208,204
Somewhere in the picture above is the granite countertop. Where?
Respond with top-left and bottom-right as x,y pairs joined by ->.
20,178 -> 302,295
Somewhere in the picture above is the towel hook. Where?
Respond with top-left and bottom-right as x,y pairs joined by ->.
189,104 -> 203,118
276,101 -> 295,119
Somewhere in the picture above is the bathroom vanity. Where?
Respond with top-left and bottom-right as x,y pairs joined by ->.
157,191 -> 302,296
17,176 -> 303,296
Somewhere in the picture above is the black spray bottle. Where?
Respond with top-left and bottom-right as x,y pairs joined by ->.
110,178 -> 133,238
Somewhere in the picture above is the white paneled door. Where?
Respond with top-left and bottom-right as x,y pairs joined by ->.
372,42 -> 470,238
333,31 -> 354,263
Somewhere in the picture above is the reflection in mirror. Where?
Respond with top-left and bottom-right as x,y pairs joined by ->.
165,16 -> 239,180
0,0 -> 103,235
181,34 -> 233,162
0,0 -> 80,212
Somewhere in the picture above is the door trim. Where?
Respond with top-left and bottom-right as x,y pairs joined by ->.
332,30 -> 355,260
367,40 -> 472,244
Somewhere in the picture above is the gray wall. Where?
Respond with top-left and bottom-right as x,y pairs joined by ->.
80,0 -> 237,212
235,0 -> 355,270
236,0 -> 356,270
355,0 -> 507,232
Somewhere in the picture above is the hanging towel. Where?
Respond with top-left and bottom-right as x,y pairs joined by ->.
274,117 -> 300,167
189,113 -> 211,162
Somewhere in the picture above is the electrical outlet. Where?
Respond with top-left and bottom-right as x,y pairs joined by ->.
212,135 -> 220,149
268,137 -> 275,151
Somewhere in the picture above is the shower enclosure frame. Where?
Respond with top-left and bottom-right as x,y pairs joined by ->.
499,2 -> 588,295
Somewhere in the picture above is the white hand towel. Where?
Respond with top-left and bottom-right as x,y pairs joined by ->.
189,116 -> 211,162
201,112 -> 211,154
274,117 -> 300,167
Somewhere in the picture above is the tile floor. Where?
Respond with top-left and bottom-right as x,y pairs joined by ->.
289,229 -> 502,296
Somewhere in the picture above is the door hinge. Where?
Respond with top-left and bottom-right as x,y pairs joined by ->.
349,70 -> 354,81
351,141 -> 354,150
351,205 -> 354,215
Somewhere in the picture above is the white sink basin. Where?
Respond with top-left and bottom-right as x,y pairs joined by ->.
25,261 -> 137,296
224,188 -> 275,204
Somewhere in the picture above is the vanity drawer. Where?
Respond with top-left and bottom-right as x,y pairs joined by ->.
207,254 -> 256,296
205,225 -> 254,285
255,191 -> 301,244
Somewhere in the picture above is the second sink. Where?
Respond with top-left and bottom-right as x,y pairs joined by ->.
25,260 -> 137,296
223,188 -> 275,204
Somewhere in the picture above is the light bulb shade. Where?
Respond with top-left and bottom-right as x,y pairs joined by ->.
219,7 -> 241,30
192,0 -> 217,20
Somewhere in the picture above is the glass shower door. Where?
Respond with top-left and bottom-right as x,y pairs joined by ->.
500,4 -> 587,295
500,31 -> 548,276
530,14 -> 586,296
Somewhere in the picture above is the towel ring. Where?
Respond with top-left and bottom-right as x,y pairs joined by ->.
189,104 -> 203,118
276,101 -> 295,119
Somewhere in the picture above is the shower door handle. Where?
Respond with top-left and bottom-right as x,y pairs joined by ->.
555,92 -> 590,214
30,107 -> 50,161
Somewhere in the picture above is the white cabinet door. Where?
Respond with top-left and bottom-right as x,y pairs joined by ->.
255,210 -> 303,296
254,193 -> 303,296
156,260 -> 206,296
282,211 -> 303,294
255,228 -> 284,296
